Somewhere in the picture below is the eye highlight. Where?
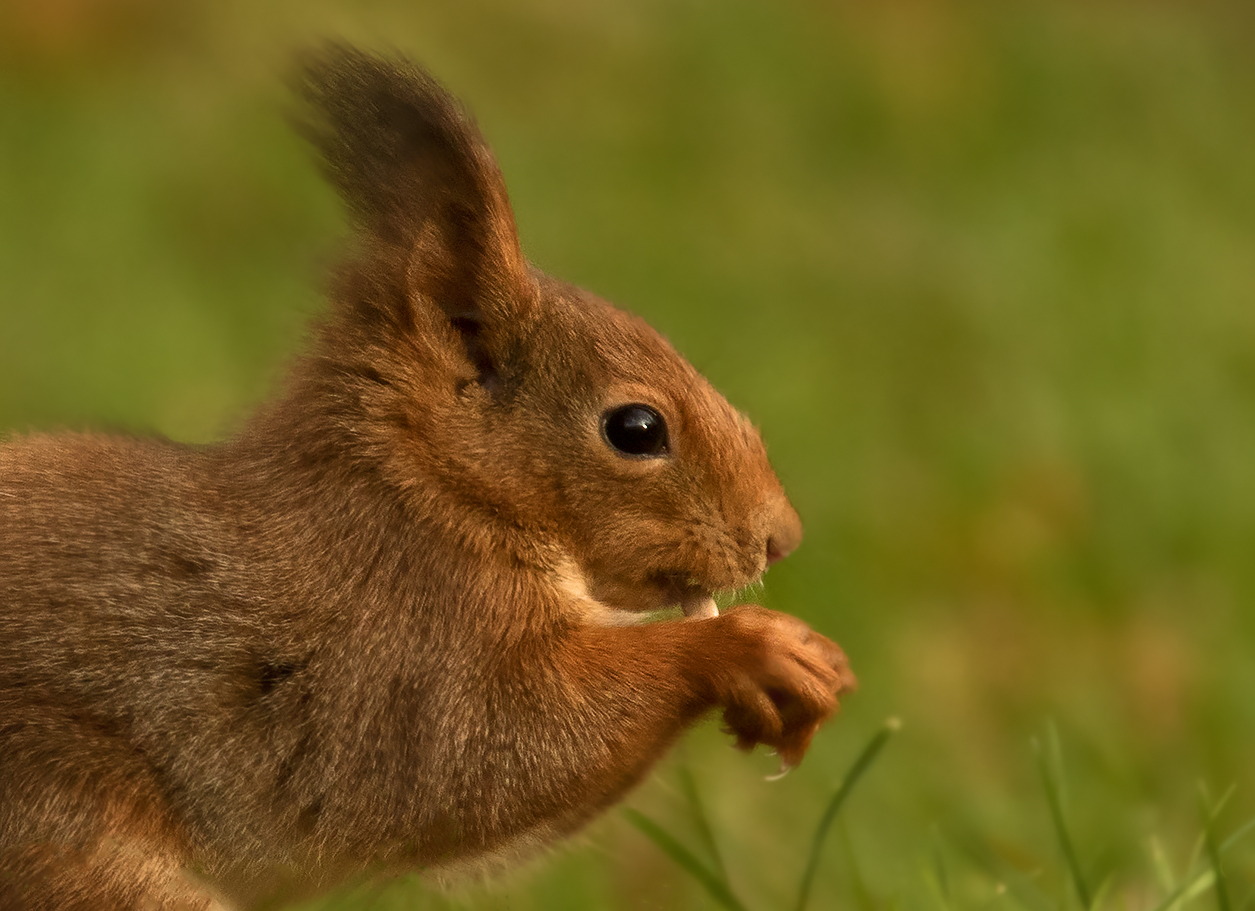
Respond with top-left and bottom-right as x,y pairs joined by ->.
602,404 -> 669,458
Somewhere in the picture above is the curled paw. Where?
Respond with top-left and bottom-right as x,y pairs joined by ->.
705,605 -> 856,768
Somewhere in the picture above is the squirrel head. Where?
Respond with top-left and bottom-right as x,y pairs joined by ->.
292,46 -> 801,615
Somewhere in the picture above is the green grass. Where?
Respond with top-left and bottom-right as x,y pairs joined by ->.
3,0 -> 1255,907
625,721 -> 1255,911
623,718 -> 900,911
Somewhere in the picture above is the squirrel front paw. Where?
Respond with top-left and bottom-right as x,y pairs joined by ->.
701,605 -> 856,768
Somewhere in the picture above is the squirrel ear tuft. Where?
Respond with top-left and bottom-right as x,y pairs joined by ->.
294,44 -> 529,335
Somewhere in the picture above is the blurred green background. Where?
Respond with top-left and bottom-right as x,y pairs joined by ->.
3,1 -> 1255,908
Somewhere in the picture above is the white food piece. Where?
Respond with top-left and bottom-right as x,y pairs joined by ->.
680,595 -> 719,620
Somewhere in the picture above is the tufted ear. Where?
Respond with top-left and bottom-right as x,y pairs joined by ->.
296,46 -> 530,383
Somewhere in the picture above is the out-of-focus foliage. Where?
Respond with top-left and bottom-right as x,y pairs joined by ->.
3,1 -> 1254,907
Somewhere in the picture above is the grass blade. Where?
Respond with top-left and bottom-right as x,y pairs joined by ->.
1148,869 -> 1217,911
678,759 -> 729,884
1150,836 -> 1177,896
1144,811 -> 1255,911
1200,785 -> 1232,911
1221,815 -> 1255,854
624,808 -> 751,911
794,717 -> 900,911
1089,875 -> 1114,911
1034,722 -> 1091,910
926,828 -> 953,911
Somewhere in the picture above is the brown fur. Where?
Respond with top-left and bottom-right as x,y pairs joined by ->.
0,46 -> 856,909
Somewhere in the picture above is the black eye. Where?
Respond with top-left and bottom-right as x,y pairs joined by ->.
602,404 -> 669,457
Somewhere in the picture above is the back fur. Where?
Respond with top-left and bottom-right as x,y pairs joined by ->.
0,46 -> 854,909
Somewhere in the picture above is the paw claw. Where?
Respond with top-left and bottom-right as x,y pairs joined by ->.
765,763 -> 793,782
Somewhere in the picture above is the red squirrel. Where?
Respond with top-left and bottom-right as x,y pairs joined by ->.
0,46 -> 856,910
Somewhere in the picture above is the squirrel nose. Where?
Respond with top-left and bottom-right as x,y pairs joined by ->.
765,499 -> 803,567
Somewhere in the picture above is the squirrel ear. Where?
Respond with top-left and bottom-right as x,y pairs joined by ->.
296,46 -> 529,361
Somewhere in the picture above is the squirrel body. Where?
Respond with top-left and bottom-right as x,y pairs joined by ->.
0,48 -> 855,909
